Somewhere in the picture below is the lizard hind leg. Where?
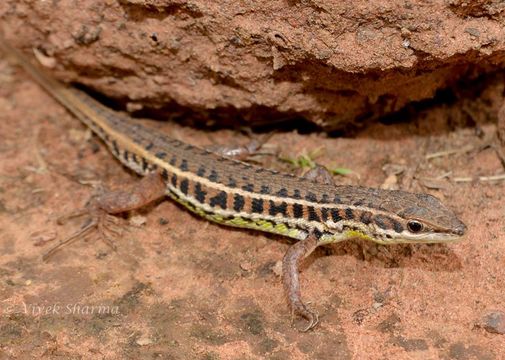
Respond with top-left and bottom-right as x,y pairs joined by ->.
206,133 -> 275,161
302,164 -> 335,186
43,206 -> 118,261
43,172 -> 167,261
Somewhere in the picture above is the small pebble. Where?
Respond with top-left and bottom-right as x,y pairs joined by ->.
136,336 -> 154,346
372,302 -> 383,310
68,128 -> 89,143
464,27 -> 480,37
482,311 -> 505,334
240,261 -> 253,272
130,215 -> 147,227
126,102 -> 143,112
381,174 -> 398,190
272,261 -> 283,277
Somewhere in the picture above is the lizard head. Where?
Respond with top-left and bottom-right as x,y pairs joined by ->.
367,191 -> 467,244
320,188 -> 466,245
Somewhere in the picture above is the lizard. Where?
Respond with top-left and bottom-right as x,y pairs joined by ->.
0,38 -> 467,331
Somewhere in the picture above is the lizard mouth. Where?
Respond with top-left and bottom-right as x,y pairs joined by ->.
370,230 -> 466,245
400,232 -> 465,244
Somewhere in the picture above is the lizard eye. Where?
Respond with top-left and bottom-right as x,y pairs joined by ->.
407,220 -> 423,233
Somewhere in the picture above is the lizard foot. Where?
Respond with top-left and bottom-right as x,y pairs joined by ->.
42,172 -> 167,261
290,300 -> 320,332
43,198 -> 124,261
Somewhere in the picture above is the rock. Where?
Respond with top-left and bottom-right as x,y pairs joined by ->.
2,1 -> 505,129
482,310 -> 505,334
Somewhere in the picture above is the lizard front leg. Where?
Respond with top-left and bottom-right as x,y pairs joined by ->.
282,164 -> 335,330
282,230 -> 322,331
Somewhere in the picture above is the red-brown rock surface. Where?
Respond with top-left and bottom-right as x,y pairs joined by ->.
1,0 -> 505,128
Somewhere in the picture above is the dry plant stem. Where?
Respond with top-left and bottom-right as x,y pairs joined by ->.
425,145 -> 473,160
453,174 -> 505,183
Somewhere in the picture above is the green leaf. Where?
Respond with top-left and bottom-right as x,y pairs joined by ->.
330,167 -> 353,176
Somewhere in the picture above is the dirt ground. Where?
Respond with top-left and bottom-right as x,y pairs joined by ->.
1,52 -> 505,359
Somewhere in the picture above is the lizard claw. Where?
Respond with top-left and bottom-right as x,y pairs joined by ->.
290,302 -> 320,332
301,309 -> 319,332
